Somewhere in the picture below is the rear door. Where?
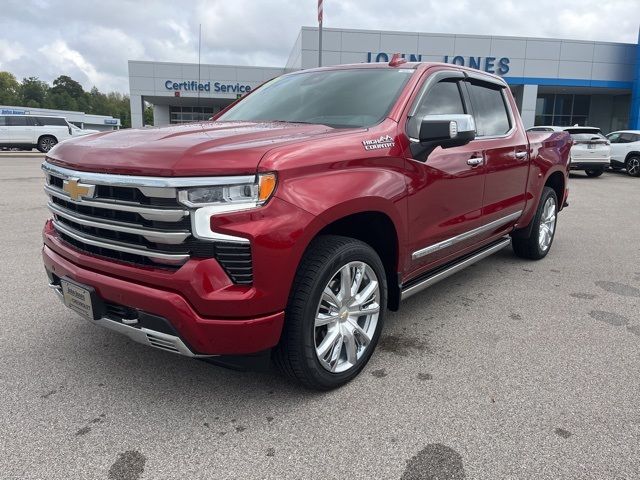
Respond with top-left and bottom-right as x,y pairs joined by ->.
43,117 -> 72,141
464,78 -> 529,227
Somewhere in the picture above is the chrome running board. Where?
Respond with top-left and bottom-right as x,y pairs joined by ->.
401,237 -> 511,301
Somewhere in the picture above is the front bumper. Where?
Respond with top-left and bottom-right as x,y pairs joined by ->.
43,244 -> 285,356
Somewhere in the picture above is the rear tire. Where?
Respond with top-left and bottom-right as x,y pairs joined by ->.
625,156 -> 640,177
37,135 -> 57,153
585,168 -> 604,177
273,235 -> 387,390
512,187 -> 558,260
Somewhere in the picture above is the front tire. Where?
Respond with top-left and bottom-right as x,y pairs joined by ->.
512,187 -> 558,260
273,235 -> 387,390
625,156 -> 640,177
585,168 -> 604,177
37,135 -> 57,153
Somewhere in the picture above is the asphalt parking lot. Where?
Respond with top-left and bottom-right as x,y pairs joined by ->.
1,155 -> 639,479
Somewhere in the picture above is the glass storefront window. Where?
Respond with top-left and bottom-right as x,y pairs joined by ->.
169,106 -> 218,124
534,93 -> 591,126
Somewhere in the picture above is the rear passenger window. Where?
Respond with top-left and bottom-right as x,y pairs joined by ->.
0,116 -> 6,126
7,116 -> 28,126
40,117 -> 67,126
416,80 -> 465,116
467,82 -> 511,137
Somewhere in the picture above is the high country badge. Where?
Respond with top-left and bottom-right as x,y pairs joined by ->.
362,135 -> 395,151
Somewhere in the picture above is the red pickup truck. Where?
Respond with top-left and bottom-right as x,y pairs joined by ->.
42,61 -> 571,389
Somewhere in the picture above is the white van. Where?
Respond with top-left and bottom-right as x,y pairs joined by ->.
0,115 -> 99,153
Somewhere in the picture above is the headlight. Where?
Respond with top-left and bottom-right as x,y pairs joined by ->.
177,173 -> 277,208
178,173 -> 277,242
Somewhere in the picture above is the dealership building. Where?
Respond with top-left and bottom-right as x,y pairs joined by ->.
129,26 -> 640,132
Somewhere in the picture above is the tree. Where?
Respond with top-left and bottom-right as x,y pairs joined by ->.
20,77 -> 49,107
144,105 -> 154,126
50,75 -> 85,99
2,70 -> 132,128
0,71 -> 20,105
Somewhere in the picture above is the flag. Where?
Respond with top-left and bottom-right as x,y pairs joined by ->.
318,0 -> 323,23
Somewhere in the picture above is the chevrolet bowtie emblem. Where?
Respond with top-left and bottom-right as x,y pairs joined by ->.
62,178 -> 95,201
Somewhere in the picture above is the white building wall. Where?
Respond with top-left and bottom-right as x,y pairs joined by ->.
295,27 -> 636,85
129,94 -> 144,129
520,85 -> 538,129
153,104 -> 170,126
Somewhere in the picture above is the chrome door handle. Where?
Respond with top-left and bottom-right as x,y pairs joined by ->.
467,157 -> 483,166
515,151 -> 528,160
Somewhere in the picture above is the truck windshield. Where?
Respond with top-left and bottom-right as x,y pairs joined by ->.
217,68 -> 414,128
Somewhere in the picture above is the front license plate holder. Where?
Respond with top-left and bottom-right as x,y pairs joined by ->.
60,278 -> 103,320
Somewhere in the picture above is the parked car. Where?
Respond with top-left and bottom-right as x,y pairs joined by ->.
0,114 -> 98,153
42,61 -> 571,389
528,126 -> 610,177
605,130 -> 640,177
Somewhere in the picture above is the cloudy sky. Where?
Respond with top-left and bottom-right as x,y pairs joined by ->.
1,0 -> 639,93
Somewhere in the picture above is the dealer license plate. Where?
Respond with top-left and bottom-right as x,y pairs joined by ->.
60,279 -> 94,320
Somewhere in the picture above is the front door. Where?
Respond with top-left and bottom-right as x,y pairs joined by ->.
404,76 -> 487,276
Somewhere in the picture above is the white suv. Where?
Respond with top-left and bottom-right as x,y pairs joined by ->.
605,130 -> 640,177
528,126 -> 611,177
0,115 -> 98,153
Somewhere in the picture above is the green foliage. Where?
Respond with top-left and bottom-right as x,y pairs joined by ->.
0,71 -> 132,128
21,77 -> 49,106
144,105 -> 154,126
51,75 -> 85,98
0,72 -> 21,105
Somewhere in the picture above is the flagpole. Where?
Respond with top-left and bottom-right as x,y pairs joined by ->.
318,0 -> 323,67
318,20 -> 323,67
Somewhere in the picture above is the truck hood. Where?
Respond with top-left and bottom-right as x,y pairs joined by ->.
47,121 -> 338,176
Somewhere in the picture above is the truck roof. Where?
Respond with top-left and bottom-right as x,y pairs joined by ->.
292,61 -> 509,87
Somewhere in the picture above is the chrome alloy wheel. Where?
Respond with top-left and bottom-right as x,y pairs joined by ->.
538,196 -> 557,252
40,137 -> 56,152
314,261 -> 380,373
627,157 -> 640,176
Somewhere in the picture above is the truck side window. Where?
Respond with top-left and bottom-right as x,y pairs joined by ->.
415,80 -> 465,117
467,82 -> 511,137
7,116 -> 28,126
407,79 -> 466,139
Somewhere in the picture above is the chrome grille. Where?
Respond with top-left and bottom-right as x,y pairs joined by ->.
43,162 -> 254,283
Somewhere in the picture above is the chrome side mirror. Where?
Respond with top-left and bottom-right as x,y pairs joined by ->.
410,114 -> 476,161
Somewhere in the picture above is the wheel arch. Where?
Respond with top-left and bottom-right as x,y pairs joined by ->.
624,151 -> 640,162
544,170 -> 565,208
513,168 -> 565,239
314,210 -> 402,311
38,134 -> 58,145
